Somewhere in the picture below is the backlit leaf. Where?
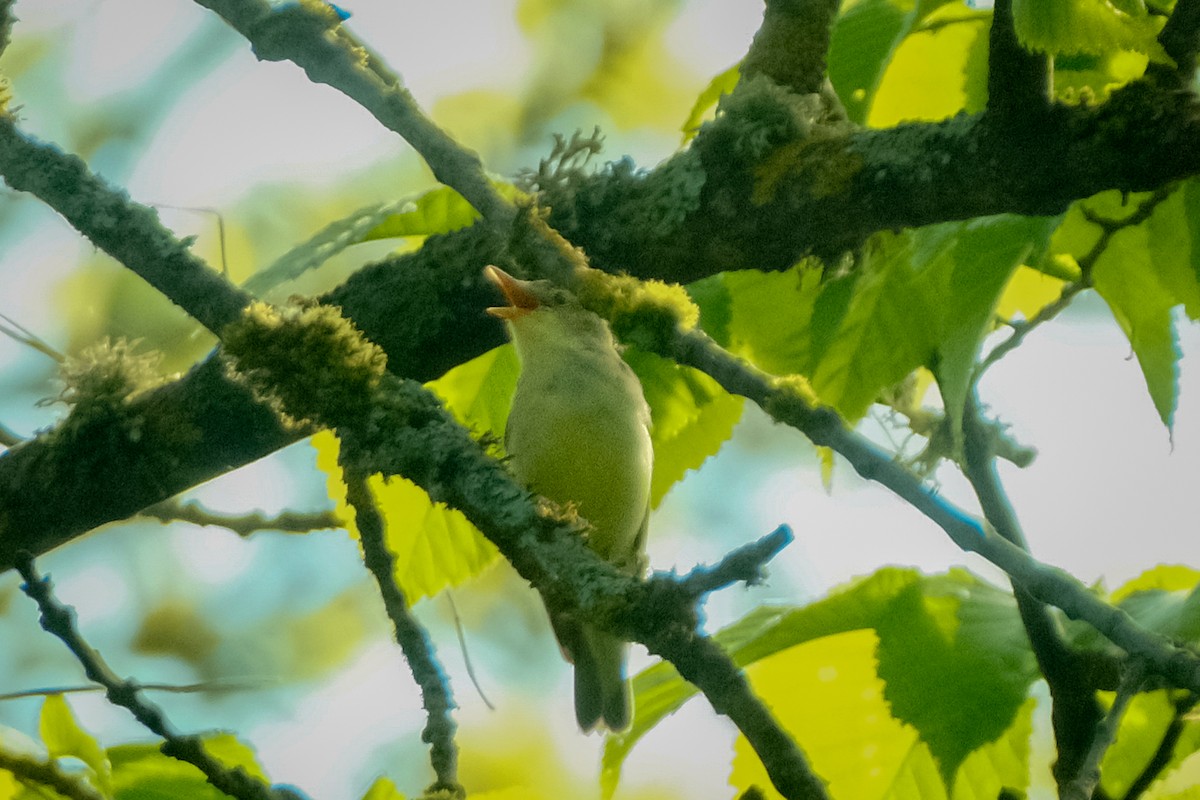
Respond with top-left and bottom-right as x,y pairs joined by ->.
1012,0 -> 1170,62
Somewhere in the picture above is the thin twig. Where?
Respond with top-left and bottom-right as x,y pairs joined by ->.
139,498 -> 342,537
193,0 -> 516,232
15,554 -> 295,800
0,679 -> 267,702
342,467 -> 463,798
978,186 -> 1176,375
661,325 -> 1200,696
444,591 -> 495,712
0,313 -> 65,363
1063,661 -> 1147,800
1122,693 -> 1200,799
676,525 -> 793,598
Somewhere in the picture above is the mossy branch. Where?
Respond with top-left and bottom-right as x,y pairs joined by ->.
343,466 -> 462,799
0,116 -> 253,335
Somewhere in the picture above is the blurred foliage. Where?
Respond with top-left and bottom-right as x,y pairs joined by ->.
2,1 -> 1200,799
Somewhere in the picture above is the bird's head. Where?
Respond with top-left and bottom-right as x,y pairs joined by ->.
484,265 -> 614,358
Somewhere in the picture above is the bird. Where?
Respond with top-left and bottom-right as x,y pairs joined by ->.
484,264 -> 653,733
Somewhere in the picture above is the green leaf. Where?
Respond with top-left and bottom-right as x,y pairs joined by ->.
1049,185 -> 1200,431
624,349 -> 744,508
876,573 -> 1040,782
724,265 -> 826,377
801,216 -> 1052,423
1054,50 -> 1151,102
1092,220 -> 1184,431
867,2 -> 991,127
680,62 -> 741,144
431,344 -> 521,439
731,629 -> 951,800
827,0 -> 964,125
1012,0 -> 1170,62
603,568 -> 1036,797
109,734 -> 267,800
1111,564 -> 1200,603
950,698 -> 1034,800
242,200 -> 412,297
1097,691 -> 1179,797
361,182 -> 525,242
931,215 -> 1057,434
39,695 -> 111,796
685,272 -> 735,348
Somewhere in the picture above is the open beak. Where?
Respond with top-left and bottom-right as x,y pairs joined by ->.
485,265 -> 540,320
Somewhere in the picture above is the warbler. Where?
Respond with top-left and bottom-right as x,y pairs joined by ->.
485,265 -> 653,733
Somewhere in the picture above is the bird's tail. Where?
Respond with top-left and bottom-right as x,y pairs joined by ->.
551,615 -> 631,732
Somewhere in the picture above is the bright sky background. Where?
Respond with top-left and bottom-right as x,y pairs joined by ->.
0,2 -> 1197,799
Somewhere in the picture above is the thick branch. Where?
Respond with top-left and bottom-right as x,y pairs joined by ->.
0,747 -> 105,800
1159,0 -> 1200,80
741,0 -> 840,95
559,79 -> 1200,277
986,0 -> 1051,121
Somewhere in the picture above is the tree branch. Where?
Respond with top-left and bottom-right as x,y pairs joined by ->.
986,0 -> 1051,122
1158,0 -> 1200,81
676,524 -> 794,599
15,554 -> 298,800
0,746 -> 105,800
192,0 -> 516,231
741,0 -> 840,95
139,499 -> 341,536
962,389 -> 1105,792
659,326 -> 1200,697
1062,661 -> 1146,800
343,467 -> 462,798
0,116 -> 253,335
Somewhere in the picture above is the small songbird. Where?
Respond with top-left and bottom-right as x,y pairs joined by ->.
485,265 -> 653,733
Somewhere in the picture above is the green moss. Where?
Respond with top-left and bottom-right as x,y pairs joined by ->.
706,75 -> 822,163
57,338 -> 168,412
221,301 -> 387,428
764,374 -> 820,420
44,338 -> 200,468
576,268 -> 699,353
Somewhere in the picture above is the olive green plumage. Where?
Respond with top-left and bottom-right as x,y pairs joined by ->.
486,266 -> 652,733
